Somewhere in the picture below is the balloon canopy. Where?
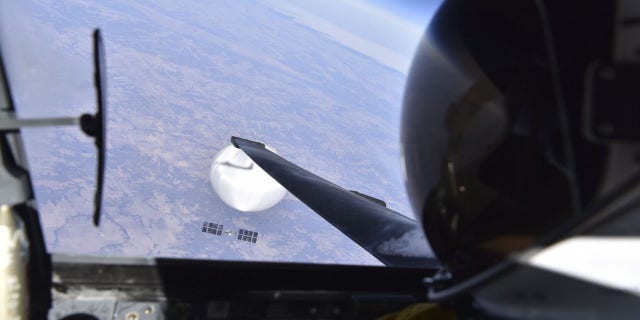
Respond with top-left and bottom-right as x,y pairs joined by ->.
210,144 -> 287,212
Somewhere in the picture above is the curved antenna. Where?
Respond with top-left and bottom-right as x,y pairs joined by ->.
80,29 -> 107,226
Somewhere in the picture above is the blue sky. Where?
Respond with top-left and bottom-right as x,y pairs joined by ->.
266,0 -> 443,73
363,0 -> 442,28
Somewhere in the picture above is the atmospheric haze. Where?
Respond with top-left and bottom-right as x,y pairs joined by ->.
0,0 -> 435,265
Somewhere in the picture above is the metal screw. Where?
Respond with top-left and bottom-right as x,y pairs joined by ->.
125,311 -> 139,320
144,306 -> 154,315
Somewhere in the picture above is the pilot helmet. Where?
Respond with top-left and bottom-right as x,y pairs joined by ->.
402,0 -> 635,283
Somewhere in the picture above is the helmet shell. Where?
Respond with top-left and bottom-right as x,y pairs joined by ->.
401,0 -> 610,276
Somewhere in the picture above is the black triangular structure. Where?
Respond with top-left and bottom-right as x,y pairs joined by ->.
231,137 -> 438,268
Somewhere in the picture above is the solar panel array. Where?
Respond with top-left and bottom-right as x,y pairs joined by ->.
237,229 -> 258,243
202,221 -> 223,236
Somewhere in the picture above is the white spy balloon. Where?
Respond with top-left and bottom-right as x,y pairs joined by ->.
210,144 -> 287,212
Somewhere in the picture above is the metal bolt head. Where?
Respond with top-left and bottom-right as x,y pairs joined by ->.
144,306 -> 154,315
125,311 -> 139,320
